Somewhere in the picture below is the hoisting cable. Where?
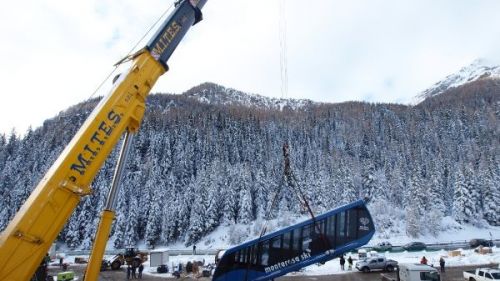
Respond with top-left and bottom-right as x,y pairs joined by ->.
279,0 -> 289,99
247,2 -> 328,279
282,142 -> 332,251
249,5 -> 290,275
255,0 -> 291,241
257,143 -> 331,248
278,1 -> 331,251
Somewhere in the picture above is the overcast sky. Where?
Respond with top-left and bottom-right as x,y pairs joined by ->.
1,0 -> 500,135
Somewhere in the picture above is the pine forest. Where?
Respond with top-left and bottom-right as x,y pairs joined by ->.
0,79 -> 498,250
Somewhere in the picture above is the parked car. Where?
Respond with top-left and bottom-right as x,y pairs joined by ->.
469,239 -> 493,248
463,268 -> 500,281
403,242 -> 426,251
373,242 -> 393,252
355,256 -> 398,273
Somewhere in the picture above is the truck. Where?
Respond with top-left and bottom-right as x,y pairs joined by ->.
381,264 -> 440,281
463,268 -> 500,281
356,256 -> 398,272
0,0 -> 208,280
103,247 -> 149,270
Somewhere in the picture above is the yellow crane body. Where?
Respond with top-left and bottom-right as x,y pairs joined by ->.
0,0 -> 208,279
0,51 -> 165,280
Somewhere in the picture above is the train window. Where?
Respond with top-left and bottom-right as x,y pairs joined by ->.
347,208 -> 358,240
250,245 -> 258,265
302,224 -> 313,250
271,235 -> 282,249
260,240 -> 269,266
316,219 -> 326,235
283,231 -> 291,250
240,248 -> 247,263
234,251 -> 240,263
292,228 -> 301,252
337,211 -> 346,237
326,215 -> 336,246
244,248 -> 249,263
336,211 -> 346,245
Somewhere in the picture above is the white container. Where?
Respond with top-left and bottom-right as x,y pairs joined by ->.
150,250 -> 169,267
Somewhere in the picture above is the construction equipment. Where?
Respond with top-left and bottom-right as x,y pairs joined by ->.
0,1 -> 208,280
105,247 -> 148,270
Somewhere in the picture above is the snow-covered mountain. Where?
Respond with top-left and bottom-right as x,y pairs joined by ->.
182,82 -> 315,110
413,59 -> 500,104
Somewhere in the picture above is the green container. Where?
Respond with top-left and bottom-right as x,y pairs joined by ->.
57,271 -> 75,281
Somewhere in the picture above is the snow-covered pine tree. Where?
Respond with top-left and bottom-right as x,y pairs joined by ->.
186,167 -> 211,245
238,185 -> 253,224
223,165 -> 241,225
253,169 -> 270,218
452,165 -> 475,223
482,159 -> 500,226
144,186 -> 163,248
405,203 -> 420,238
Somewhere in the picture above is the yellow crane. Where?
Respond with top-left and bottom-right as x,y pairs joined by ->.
0,1 -> 208,280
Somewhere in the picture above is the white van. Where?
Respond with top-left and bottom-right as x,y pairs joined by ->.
398,264 -> 440,281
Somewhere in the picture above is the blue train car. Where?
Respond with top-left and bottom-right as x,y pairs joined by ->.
212,200 -> 375,281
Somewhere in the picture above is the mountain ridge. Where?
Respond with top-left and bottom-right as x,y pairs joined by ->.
181,82 -> 316,110
413,59 -> 500,104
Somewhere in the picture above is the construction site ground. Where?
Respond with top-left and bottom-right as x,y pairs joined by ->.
48,264 -> 496,281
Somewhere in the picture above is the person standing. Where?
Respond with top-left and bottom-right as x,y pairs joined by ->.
420,256 -> 428,265
43,253 -> 50,266
193,244 -> 197,255
347,256 -> 353,270
131,265 -> 137,279
439,257 -> 445,272
340,256 -> 345,270
126,265 -> 131,279
138,263 -> 144,279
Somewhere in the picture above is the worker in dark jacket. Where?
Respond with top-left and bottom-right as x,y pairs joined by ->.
131,265 -> 137,279
126,265 -> 131,279
439,257 -> 445,272
138,263 -> 144,279
347,256 -> 353,270
340,256 -> 345,270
